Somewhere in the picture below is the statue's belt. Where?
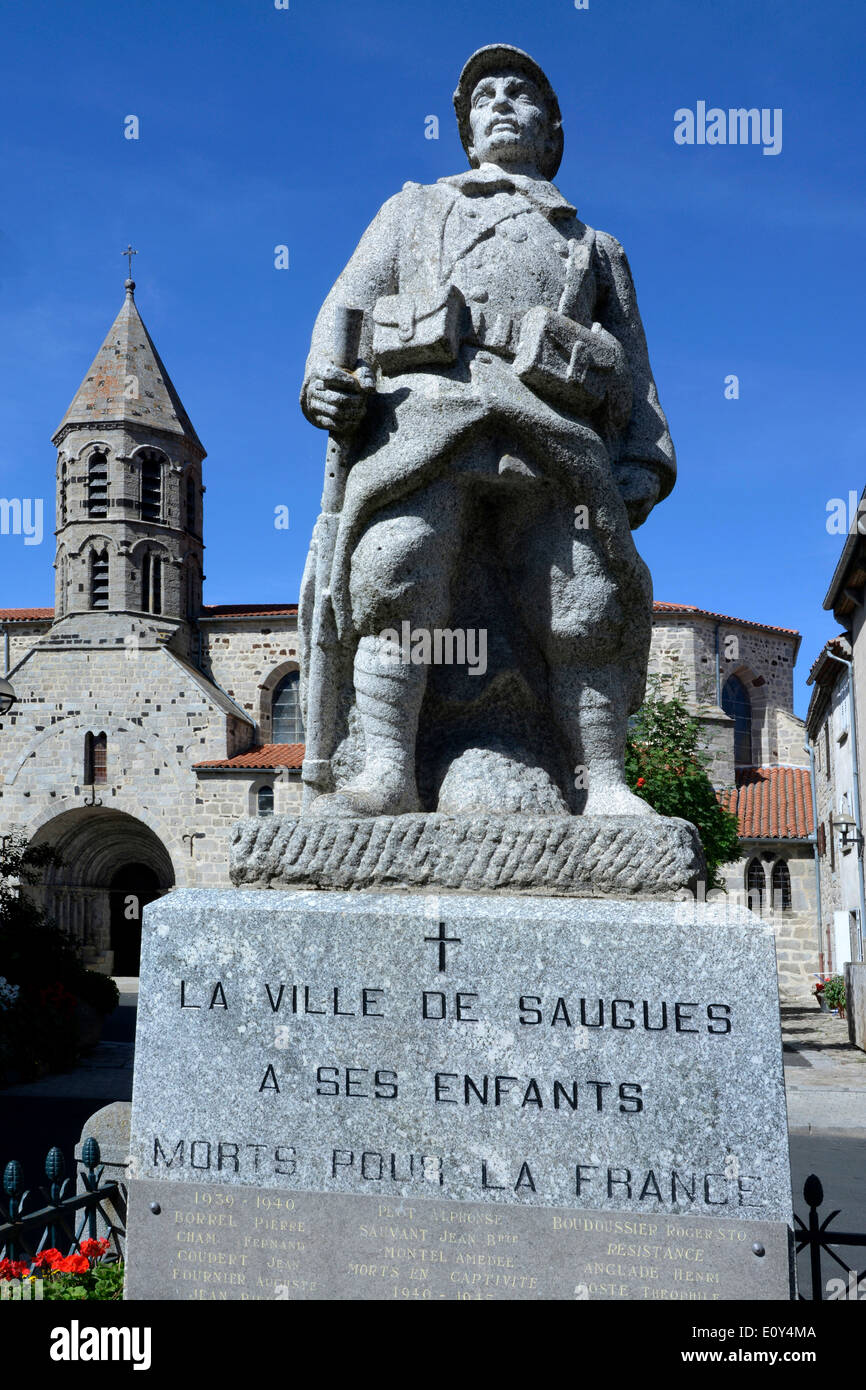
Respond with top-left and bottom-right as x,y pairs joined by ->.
371,288 -> 631,424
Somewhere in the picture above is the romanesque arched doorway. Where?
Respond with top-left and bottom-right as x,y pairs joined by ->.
28,808 -> 175,977
108,862 -> 162,976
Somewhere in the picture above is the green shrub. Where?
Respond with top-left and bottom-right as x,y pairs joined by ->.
75,970 -> 120,1016
627,677 -> 741,890
823,974 -> 846,1011
43,1264 -> 124,1301
0,837 -> 118,1085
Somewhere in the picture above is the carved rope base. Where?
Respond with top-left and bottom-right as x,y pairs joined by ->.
229,813 -> 705,898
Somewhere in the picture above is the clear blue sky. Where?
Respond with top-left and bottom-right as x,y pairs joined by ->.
1,0 -> 863,715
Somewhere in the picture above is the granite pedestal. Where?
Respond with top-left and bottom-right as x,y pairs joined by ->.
125,889 -> 794,1300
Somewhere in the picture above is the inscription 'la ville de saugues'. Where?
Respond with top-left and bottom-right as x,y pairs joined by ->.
178,980 -> 734,1035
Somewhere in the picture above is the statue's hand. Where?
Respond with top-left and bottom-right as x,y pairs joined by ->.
303,359 -> 375,433
613,462 -> 661,529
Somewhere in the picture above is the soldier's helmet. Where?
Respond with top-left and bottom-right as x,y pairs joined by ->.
453,44 -> 563,181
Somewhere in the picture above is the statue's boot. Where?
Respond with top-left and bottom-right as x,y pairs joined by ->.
551,667 -> 658,818
308,635 -> 423,818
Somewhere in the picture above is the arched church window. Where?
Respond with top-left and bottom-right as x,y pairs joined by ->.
59,460 -> 68,525
90,549 -> 109,609
722,675 -> 753,766
771,859 -> 792,912
141,551 -> 162,615
746,858 -> 765,914
87,452 -> 108,518
186,471 -> 196,532
140,450 -> 164,521
84,731 -> 107,785
186,562 -> 199,618
272,671 -> 304,743
57,550 -> 67,616
257,785 -> 274,817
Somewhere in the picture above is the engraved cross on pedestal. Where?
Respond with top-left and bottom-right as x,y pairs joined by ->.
424,921 -> 461,973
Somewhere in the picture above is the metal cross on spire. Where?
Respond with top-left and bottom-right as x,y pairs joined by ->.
121,244 -> 138,278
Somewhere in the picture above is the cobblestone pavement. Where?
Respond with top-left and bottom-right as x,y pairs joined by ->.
782,1003 -> 866,1135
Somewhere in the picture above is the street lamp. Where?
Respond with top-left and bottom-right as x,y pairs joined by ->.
0,677 -> 16,716
836,809 -> 863,851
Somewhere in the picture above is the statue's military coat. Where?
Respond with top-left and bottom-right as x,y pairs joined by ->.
300,166 -> 675,711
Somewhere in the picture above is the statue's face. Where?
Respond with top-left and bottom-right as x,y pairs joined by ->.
467,68 -> 551,173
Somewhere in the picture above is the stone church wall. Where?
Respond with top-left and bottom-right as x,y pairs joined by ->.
649,614 -> 800,770
2,621 -> 52,672
0,642 -> 254,894
201,617 -> 300,739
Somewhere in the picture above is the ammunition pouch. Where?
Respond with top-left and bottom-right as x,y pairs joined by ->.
372,285 -> 464,373
513,307 -> 632,428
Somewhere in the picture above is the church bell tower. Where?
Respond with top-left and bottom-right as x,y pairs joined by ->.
51,268 -> 205,637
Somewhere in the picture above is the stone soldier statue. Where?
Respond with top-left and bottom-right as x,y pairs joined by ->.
298,44 -> 675,822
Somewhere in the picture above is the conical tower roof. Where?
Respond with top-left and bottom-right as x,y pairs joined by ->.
53,281 -> 204,452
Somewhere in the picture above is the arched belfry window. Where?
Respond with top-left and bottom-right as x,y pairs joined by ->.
84,732 -> 107,785
186,562 -> 199,618
59,460 -> 68,525
57,549 -> 67,616
722,674 -> 753,766
186,471 -> 197,532
272,671 -> 304,743
141,551 -> 162,615
140,450 -> 164,521
90,549 -> 109,609
771,860 -> 792,912
87,451 -> 108,518
257,785 -> 274,817
746,858 -> 765,914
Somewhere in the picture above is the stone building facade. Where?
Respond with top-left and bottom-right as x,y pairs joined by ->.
805,497 -> 866,979
805,637 -> 860,974
649,603 -> 817,999
0,284 -> 305,975
0,284 -> 821,993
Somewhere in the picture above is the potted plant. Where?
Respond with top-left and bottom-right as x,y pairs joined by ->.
813,975 -> 830,1011
823,974 -> 847,1019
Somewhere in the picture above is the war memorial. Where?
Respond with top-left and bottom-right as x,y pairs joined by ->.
124,45 -> 794,1302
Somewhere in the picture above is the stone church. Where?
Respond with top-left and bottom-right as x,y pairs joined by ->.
0,282 -> 818,994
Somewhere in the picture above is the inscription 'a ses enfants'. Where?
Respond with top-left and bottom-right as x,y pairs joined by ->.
179,981 -> 733,1036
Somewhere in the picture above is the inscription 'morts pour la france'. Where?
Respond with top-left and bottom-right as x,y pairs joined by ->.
129,891 -> 791,1225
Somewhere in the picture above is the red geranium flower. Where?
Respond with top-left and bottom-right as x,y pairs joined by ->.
79,1237 -> 110,1259
55,1253 -> 89,1275
636,777 -> 645,788
0,1258 -> 30,1280
32,1248 -> 63,1269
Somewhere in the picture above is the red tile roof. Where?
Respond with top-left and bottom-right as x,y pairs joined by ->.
717,766 -> 813,840
194,743 -> 304,770
0,604 -> 298,621
197,746 -> 813,841
653,602 -> 799,637
0,600 -> 792,631
200,605 -> 297,619
1,600 -> 791,635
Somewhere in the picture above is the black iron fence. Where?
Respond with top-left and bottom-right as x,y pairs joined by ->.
0,1139 -> 126,1269
0,1148 -> 863,1299
795,1173 -> 866,1300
